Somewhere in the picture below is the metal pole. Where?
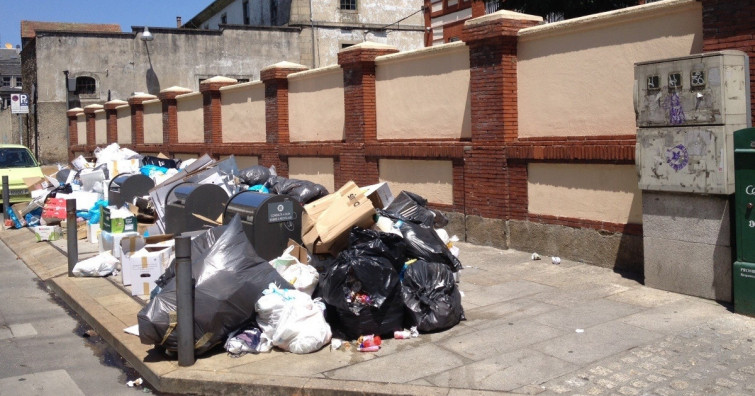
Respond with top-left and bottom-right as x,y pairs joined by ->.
17,114 -> 22,146
175,236 -> 195,366
66,199 -> 77,277
2,176 -> 9,221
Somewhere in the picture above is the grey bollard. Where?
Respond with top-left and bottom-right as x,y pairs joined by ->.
66,199 -> 77,277
2,176 -> 9,221
175,236 -> 195,366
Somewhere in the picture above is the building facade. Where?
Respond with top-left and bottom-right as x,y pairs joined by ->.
0,47 -> 23,110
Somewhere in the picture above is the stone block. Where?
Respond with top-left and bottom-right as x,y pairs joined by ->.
465,215 -> 507,249
642,191 -> 731,246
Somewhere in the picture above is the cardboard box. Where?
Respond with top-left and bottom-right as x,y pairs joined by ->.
61,219 -> 88,240
106,159 -> 140,178
33,226 -> 62,242
100,206 -> 137,233
286,239 -> 310,264
98,230 -> 140,259
42,197 -> 67,221
120,236 -> 175,286
88,222 -> 101,244
122,245 -> 171,295
361,182 -> 394,209
301,181 -> 375,255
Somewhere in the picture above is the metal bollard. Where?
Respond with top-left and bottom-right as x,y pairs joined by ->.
2,176 -> 9,221
66,199 -> 77,277
175,236 -> 195,366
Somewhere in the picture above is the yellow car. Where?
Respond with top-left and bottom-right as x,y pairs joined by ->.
0,144 -> 44,204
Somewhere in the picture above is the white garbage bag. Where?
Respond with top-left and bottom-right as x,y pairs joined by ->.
72,251 -> 119,277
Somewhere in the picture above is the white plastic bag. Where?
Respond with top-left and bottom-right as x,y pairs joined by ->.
270,246 -> 319,295
72,251 -> 119,277
273,297 -> 331,354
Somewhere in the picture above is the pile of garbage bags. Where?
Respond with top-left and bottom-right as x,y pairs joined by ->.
8,142 -> 467,358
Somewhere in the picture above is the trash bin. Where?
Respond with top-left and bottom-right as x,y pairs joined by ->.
734,127 -> 755,316
108,173 -> 155,207
223,191 -> 302,260
164,183 -> 229,235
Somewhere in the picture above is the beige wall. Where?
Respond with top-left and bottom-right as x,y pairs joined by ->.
518,0 -> 703,138
94,110 -> 106,145
379,159 -> 453,205
174,153 -> 199,161
116,106 -> 132,144
288,157 -> 335,193
143,100 -> 163,144
221,82 -> 266,143
221,155 -> 258,170
289,66 -> 345,142
177,93 -> 204,143
376,42 -> 471,140
528,163 -> 642,224
76,114 -> 86,145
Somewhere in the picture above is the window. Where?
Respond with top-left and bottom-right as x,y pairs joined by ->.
270,0 -> 277,23
243,1 -> 250,24
1,77 -> 10,87
15,77 -> 22,87
220,13 -> 227,24
340,0 -> 357,11
75,76 -> 96,95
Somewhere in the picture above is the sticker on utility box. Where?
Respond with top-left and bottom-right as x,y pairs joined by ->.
268,201 -> 294,223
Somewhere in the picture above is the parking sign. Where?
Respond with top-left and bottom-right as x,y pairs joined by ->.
11,93 -> 29,114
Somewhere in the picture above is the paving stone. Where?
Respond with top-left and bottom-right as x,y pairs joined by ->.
440,318 -> 565,360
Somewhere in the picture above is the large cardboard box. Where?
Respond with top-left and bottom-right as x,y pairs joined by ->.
301,181 -> 375,255
122,245 -> 171,295
100,206 -> 137,233
120,236 -> 175,286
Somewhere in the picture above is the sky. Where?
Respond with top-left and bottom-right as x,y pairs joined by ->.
0,0 -> 212,47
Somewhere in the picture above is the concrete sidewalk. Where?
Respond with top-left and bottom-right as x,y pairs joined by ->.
2,226 -> 755,395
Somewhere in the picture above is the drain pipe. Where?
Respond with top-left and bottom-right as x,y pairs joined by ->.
309,0 -> 317,68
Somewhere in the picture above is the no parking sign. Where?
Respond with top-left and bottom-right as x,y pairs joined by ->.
10,93 -> 29,114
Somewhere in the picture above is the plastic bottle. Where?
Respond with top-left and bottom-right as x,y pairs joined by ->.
394,330 -> 412,339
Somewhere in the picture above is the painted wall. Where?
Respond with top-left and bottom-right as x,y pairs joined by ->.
376,42 -> 471,140
202,0 -> 291,28
379,159 -> 453,205
528,163 -> 642,224
176,92 -> 204,143
308,0 -> 423,26
142,100 -> 163,144
116,106 -> 131,144
221,155 -> 259,170
517,1 -> 703,138
94,110 -> 106,145
221,82 -> 266,143
310,27 -> 424,68
288,157 -> 335,193
289,66 -> 345,142
76,114 -> 86,145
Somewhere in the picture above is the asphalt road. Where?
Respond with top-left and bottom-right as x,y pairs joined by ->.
0,238 -> 154,396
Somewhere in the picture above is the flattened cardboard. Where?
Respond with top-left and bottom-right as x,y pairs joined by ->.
361,182 -> 395,209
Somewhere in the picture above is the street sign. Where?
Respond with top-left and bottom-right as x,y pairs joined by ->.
10,93 -> 29,114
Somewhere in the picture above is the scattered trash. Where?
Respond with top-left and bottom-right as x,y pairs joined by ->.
331,338 -> 343,351
82,329 -> 98,338
393,327 -> 419,339
357,334 -> 382,352
576,329 -> 584,333
551,256 -> 561,265
72,251 -> 119,277
123,324 -> 139,336
531,252 -> 541,260
126,378 -> 143,387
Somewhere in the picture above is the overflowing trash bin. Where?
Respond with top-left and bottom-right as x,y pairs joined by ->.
164,182 -> 229,235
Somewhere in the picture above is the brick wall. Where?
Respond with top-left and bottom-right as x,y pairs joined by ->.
702,0 -> 755,125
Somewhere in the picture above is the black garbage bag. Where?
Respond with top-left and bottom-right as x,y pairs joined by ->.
239,165 -> 274,186
137,215 -> 293,355
379,210 -> 462,272
267,175 -> 328,204
319,233 -> 404,339
47,183 -> 73,198
348,227 -> 407,273
142,155 -> 179,169
385,191 -> 449,228
402,260 -> 464,332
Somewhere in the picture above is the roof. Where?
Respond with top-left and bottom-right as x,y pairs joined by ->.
183,0 -> 235,28
21,20 -> 121,40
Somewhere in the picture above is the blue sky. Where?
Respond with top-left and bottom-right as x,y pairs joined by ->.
1,0 -> 212,47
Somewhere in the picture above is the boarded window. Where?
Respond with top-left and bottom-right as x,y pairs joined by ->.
76,76 -> 96,95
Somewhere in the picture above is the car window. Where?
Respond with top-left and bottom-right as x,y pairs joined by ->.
0,148 -> 37,168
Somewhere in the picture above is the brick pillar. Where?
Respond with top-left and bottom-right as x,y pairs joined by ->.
336,42 -> 398,188
83,104 -> 103,149
701,0 -> 755,125
261,62 -> 308,176
158,86 -> 193,146
461,11 -> 541,221
128,93 -> 157,146
104,100 -> 127,144
199,77 -> 236,145
66,107 -> 83,161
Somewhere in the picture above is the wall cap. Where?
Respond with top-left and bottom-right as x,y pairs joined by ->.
200,76 -> 238,84
339,41 -> 397,53
465,10 -> 542,28
83,104 -> 104,114
160,86 -> 193,94
261,61 -> 308,73
67,107 -> 84,117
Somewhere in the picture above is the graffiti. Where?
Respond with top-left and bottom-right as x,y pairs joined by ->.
666,144 -> 689,171
664,92 -> 686,125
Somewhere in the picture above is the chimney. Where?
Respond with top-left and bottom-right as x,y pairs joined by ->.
176,16 -> 182,28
